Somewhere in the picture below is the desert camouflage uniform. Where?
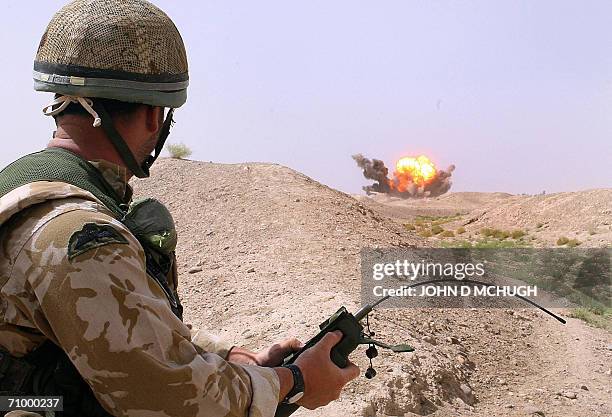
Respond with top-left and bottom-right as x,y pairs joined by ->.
0,160 -> 280,417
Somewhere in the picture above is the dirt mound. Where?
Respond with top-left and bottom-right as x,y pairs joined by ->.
131,159 -> 611,417
354,192 -> 513,220
464,189 -> 612,247
130,159 -> 475,415
357,189 -> 611,248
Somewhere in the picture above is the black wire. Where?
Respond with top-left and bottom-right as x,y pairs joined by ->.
365,314 -> 375,372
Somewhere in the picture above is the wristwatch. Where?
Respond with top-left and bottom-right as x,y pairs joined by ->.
281,364 -> 305,404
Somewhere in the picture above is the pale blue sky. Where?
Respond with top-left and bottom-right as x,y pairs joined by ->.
1,1 -> 610,194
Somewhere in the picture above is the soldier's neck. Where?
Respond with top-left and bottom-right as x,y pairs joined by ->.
49,119 -> 134,179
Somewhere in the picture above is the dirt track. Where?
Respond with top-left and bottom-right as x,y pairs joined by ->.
132,158 -> 611,417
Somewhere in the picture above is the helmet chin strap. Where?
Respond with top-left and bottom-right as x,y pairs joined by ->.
144,108 -> 174,174
92,102 -> 174,178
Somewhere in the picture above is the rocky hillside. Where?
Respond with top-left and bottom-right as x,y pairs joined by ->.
132,159 -> 611,417
357,190 -> 612,248
464,190 -> 612,247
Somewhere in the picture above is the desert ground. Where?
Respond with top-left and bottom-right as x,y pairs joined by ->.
132,158 -> 611,417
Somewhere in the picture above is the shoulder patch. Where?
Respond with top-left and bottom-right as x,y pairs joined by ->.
68,223 -> 128,261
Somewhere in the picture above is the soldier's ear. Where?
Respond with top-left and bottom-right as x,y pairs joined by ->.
144,106 -> 164,134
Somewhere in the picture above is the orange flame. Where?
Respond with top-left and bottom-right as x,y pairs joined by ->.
390,155 -> 437,191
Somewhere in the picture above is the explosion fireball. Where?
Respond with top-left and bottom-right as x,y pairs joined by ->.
392,155 -> 437,191
353,153 -> 455,198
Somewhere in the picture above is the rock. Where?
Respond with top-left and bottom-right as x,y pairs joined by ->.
361,403 -> 375,417
580,385 -> 589,391
447,336 -> 460,344
560,391 -> 577,399
460,383 -> 473,397
188,267 -> 202,274
606,344 -> 612,351
242,330 -> 255,339
524,405 -> 545,416
246,267 -> 255,273
222,289 -> 236,297
422,335 -> 437,345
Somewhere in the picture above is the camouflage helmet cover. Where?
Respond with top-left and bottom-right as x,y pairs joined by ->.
33,0 -> 189,108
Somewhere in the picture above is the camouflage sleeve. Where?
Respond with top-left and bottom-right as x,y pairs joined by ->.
190,327 -> 235,360
12,208 -> 280,417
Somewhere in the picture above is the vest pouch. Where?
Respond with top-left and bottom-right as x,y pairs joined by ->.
122,198 -> 177,255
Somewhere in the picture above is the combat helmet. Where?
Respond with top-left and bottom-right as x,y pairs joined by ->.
34,0 -> 188,178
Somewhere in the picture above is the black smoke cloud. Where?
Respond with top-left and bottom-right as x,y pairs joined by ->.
352,153 -> 455,198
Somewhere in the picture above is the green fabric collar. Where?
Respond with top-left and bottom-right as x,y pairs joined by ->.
0,147 -> 126,218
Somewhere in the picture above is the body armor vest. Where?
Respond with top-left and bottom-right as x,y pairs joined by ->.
0,148 -> 183,416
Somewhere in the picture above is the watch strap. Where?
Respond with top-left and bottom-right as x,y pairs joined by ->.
281,364 -> 305,404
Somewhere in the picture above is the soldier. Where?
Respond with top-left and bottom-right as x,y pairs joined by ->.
0,1 -> 359,416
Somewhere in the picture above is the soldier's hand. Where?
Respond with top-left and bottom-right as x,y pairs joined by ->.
227,337 -> 302,367
294,331 -> 360,409
256,337 -> 303,367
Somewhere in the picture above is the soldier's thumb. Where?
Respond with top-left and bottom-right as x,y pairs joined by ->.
318,330 -> 343,353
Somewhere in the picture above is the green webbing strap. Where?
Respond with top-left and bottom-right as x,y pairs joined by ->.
0,148 -> 125,218
143,108 -> 174,175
